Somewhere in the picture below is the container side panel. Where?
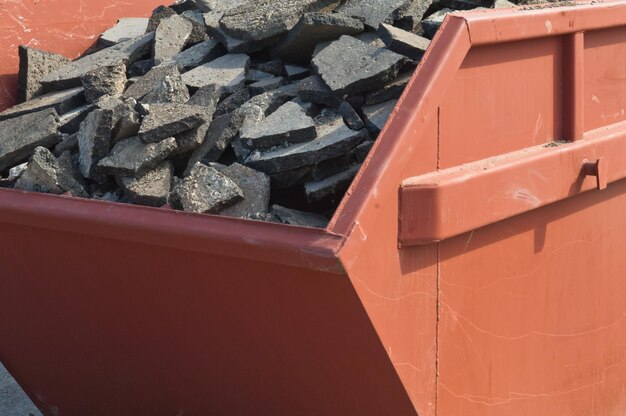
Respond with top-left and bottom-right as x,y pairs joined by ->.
438,180 -> 626,416
440,37 -> 563,168
0,0 -> 164,111
341,118 -> 440,416
0,224 -> 415,416
584,26 -> 626,132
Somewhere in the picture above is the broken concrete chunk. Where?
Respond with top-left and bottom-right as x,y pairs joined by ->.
336,0 -> 412,29
15,147 -> 64,194
240,83 -> 300,117
117,161 -> 174,206
493,0 -> 516,7
351,32 -> 386,48
297,75 -> 340,107
249,77 -> 287,96
153,15 -> 194,64
271,204 -> 328,228
99,18 -> 150,47
245,112 -> 368,173
284,65 -> 310,81
56,151 -> 90,197
181,53 -> 250,92
272,13 -> 364,64
219,0 -> 336,43
0,87 -> 84,122
174,123 -> 210,155
58,105 -> 93,135
256,59 -> 286,76
18,46 -> 70,102
365,71 -> 411,105
186,84 -> 222,119
339,101 -> 365,130
0,109 -> 59,172
304,163 -> 360,204
194,0 -> 249,12
392,0 -> 431,33
169,39 -> 225,71
204,11 -> 268,54
362,99 -> 397,135
98,136 -> 177,176
81,62 -> 127,103
77,108 -> 113,181
355,140 -> 374,162
219,163 -> 271,218
312,36 -> 406,98
8,163 -> 28,182
54,132 -> 79,156
246,70 -> 275,83
241,101 -> 316,149
181,10 -> 210,45
174,163 -> 243,213
139,103 -> 207,143
214,87 -> 250,117
378,23 -> 430,60
170,0 -> 199,13
128,59 -> 156,78
292,97 -> 319,117
41,33 -> 155,89
147,6 -> 178,32
422,9 -> 453,39
141,67 -> 191,105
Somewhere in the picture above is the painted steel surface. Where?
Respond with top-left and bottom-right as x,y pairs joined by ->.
1,1 -> 626,415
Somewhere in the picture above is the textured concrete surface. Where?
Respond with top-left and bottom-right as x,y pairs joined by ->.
0,362 -> 41,416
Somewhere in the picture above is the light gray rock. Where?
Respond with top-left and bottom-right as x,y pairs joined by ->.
147,6 -> 177,32
249,77 -> 287,96
98,136 -> 177,176
81,62 -> 127,103
124,65 -> 189,104
99,18 -> 150,47
0,109 -> 59,171
181,53 -> 250,91
241,101 -> 316,149
168,39 -> 224,71
153,15 -> 194,64
0,87 -> 84,121
173,162 -> 243,213
77,108 -> 114,180
15,147 -> 87,196
138,103 -> 207,143
118,161 -> 174,206
17,46 -> 70,102
336,0 -> 412,29
378,23 -> 430,60
194,0 -> 249,12
219,163 -> 271,218
181,10 -> 210,45
362,99 -> 397,135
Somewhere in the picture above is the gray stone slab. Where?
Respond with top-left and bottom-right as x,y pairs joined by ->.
256,59 -> 286,76
41,33 -> 155,89
363,99 -> 397,135
147,6 -> 177,32
297,75 -> 340,107
365,71 -> 411,105
128,59 -> 156,77
240,83 -> 300,117
154,15 -> 194,64
58,104 -> 93,135
273,12 -> 364,64
141,67 -> 190,104
174,122 -> 209,155
304,163 -> 360,204
351,32 -> 386,48
220,163 -> 270,218
174,162 -> 243,213
336,0 -> 411,29
0,109 -> 59,172
241,101 -> 316,149
378,23 -> 430,60
245,112 -> 368,173
54,132 -> 79,156
98,136 -> 177,177
15,147 -> 64,194
118,161 -> 174,206
355,140 -> 374,162
246,70 -> 275,83
168,39 -> 225,71
249,77 -> 287,96
494,0 -> 516,7
186,84 -> 222,118
194,0 -> 249,12
339,101 -> 365,130
181,10 -> 210,45
421,8 -> 453,39
77,108 -> 113,180
18,46 -> 70,102
270,204 -> 328,228
81,62 -> 127,103
312,35 -> 406,98
99,18 -> 150,47
292,97 -> 319,117
392,0 -> 431,33
284,65 -> 310,81
214,87 -> 250,117
139,103 -> 207,143
0,87 -> 84,122
181,53 -> 250,91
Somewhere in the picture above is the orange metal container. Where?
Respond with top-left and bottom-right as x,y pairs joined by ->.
2,1 -> 626,415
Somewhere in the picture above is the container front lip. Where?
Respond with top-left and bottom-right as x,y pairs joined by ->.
0,188 -> 347,274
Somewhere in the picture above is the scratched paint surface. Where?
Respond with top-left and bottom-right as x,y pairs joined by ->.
0,0 -> 164,111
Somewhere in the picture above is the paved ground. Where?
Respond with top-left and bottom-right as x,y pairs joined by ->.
0,362 -> 41,416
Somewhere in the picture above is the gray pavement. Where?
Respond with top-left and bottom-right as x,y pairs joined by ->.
0,362 -> 41,416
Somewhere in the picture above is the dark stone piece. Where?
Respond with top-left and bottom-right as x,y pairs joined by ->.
81,62 -> 127,103
173,163 -> 243,213
297,75 -> 340,107
169,39 -> 225,71
147,6 -> 177,32
138,104 -> 207,143
304,164 -> 360,204
241,101 -> 316,149
98,136 -> 177,177
99,18 -> 150,47
362,99 -> 397,135
339,101 -> 365,130
365,71 -> 412,105
270,204 -> 328,228
378,23 -> 431,60
214,87 -> 250,117
219,163 -> 271,218
127,59 -> 156,77
18,46 -> 70,102
335,0 -> 412,29
249,77 -> 288,96
77,108 -> 114,180
118,161 -> 174,207
153,15 -> 194,64
0,87 -> 84,122
284,65 -> 310,81
181,53 -> 250,92
421,8 -> 453,39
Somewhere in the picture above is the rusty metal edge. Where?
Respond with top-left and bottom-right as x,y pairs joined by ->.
0,189 -> 346,274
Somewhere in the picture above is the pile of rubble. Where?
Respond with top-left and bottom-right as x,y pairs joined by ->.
0,0 -> 514,228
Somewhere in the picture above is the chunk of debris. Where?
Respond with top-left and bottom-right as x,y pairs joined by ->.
439,0 -> 483,10
153,15 -> 194,64
378,23 -> 430,60
312,36 -> 406,98
355,140 -> 374,162
193,0 -> 249,12
174,122 -> 210,155
15,147 -> 63,194
271,204 -> 328,228
138,104 -> 207,143
77,108 -> 114,181
81,63 -> 127,103
99,18 -> 150,47
41,33 -> 155,89
54,132 -> 79,156
351,32 -> 386,48
364,71 -> 411,105
256,59 -> 286,76
0,109 -> 59,172
186,84 -> 222,118
58,105 -> 93,135
240,83 -> 300,116
335,0 -> 413,29
339,101 -> 365,130
421,9 -> 453,39
391,0 -> 432,33
169,39 -> 225,71
215,87 -> 251,117
180,10 -> 210,45
362,99 -> 397,135
147,6 -> 178,32
493,0 -> 516,7
0,87 -> 84,122
246,70 -> 275,83
8,163 -> 28,182
173,163 -> 243,213
297,75 -> 340,107
245,112 -> 368,173
128,59 -> 156,77
181,53 -> 250,91
123,65 -> 189,104
249,77 -> 287,96
292,97 -> 319,117
98,136 -> 177,176
117,161 -> 174,207
18,46 -> 70,102
219,163 -> 271,218
219,0 -> 337,43
304,164 -> 360,204
241,101 -> 316,149
272,13 -> 364,64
